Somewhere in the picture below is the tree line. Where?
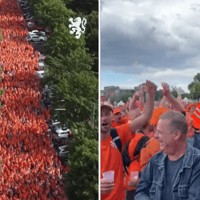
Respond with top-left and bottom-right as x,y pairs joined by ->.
109,72 -> 200,104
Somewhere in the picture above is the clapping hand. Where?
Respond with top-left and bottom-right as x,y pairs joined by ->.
160,82 -> 170,96
145,80 -> 157,96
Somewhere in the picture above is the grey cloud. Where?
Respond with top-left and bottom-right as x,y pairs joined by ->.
101,21 -> 191,73
101,0 -> 200,81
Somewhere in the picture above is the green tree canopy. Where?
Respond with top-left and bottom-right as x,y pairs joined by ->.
62,0 -> 98,73
64,122 -> 98,200
188,73 -> 200,90
190,83 -> 200,100
26,1 -> 98,199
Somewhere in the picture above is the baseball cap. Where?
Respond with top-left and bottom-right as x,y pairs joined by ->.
101,101 -> 113,112
186,103 -> 197,112
113,108 -> 121,115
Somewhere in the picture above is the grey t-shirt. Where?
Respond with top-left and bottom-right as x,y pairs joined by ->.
162,155 -> 184,200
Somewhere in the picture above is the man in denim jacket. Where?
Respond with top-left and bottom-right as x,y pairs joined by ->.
134,111 -> 200,200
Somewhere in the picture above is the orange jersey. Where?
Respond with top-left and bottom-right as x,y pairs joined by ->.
140,138 -> 160,171
150,107 -> 169,126
101,124 -> 131,200
111,117 -> 128,128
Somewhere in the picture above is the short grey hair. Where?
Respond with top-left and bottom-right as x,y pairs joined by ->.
159,111 -> 188,135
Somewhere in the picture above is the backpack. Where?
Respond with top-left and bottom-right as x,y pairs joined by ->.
110,128 -> 150,174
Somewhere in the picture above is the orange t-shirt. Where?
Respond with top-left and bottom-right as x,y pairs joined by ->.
121,117 -> 129,124
101,123 -> 131,200
111,117 -> 129,128
112,118 -> 135,139
140,138 -> 160,171
150,107 -> 169,126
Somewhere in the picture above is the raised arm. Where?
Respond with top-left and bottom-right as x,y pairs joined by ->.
129,93 -> 139,111
138,85 -> 145,111
129,80 -> 156,133
159,95 -> 168,108
160,83 -> 184,112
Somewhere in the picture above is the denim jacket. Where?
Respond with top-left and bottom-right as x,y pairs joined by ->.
134,143 -> 200,200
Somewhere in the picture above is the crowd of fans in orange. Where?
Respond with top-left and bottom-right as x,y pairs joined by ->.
0,0 -> 69,199
101,80 -> 200,200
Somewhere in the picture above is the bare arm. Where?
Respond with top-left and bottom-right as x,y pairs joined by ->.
159,95 -> 168,108
161,83 -> 184,112
129,80 -> 156,133
138,85 -> 145,111
129,93 -> 139,111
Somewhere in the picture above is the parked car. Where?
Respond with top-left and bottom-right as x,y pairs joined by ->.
25,17 -> 35,22
27,23 -> 43,31
38,61 -> 45,69
28,30 -> 46,36
27,35 -> 47,42
58,146 -> 69,157
51,121 -> 62,132
24,11 -> 32,16
56,128 -> 72,139
23,7 -> 31,12
24,14 -> 32,19
21,3 -> 28,9
39,54 -> 46,61
20,0 -> 28,7
36,70 -> 45,78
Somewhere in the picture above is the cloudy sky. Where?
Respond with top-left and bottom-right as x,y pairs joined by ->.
100,0 -> 200,93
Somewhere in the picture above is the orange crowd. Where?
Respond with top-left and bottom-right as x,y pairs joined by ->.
101,81 -> 200,200
0,0 -> 69,199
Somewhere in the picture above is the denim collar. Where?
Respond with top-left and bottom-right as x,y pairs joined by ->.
155,143 -> 194,169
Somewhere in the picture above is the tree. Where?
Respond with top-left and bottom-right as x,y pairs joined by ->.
63,0 -> 98,15
190,83 -> 200,100
64,122 -> 98,200
188,73 -> 200,100
182,93 -> 190,99
188,73 -> 200,90
84,11 -> 98,73
120,94 -> 132,104
170,87 -> 178,98
155,90 -> 163,101
27,2 -> 98,199
28,0 -> 98,127
62,0 -> 98,73
28,0 -> 75,32
174,87 -> 185,96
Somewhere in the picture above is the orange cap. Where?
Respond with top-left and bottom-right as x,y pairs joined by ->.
186,103 -> 197,112
113,108 -> 121,115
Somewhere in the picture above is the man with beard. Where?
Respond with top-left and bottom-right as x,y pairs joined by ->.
134,111 -> 200,200
101,80 -> 157,200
